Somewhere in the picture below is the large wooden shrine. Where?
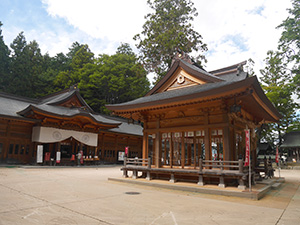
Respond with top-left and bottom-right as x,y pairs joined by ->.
107,52 -> 281,187
0,85 -> 143,164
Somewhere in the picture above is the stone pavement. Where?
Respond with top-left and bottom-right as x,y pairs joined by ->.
0,165 -> 299,225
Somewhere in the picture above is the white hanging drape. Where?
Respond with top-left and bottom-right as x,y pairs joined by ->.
32,126 -> 98,147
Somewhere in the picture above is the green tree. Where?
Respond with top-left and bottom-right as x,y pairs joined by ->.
259,50 -> 299,145
54,44 -> 94,89
79,43 -> 150,113
0,22 -> 11,92
8,32 -> 33,96
277,0 -> 300,97
134,0 -> 207,83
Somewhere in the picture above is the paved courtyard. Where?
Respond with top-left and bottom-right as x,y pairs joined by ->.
0,165 -> 299,225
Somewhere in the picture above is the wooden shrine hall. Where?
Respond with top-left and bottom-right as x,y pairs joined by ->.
0,85 -> 143,165
107,52 -> 281,188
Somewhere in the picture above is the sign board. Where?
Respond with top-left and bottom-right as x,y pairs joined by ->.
118,151 -> 125,161
44,152 -> 50,161
37,145 -> 43,163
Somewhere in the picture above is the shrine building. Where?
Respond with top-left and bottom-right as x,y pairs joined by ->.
107,52 -> 281,187
0,85 -> 143,165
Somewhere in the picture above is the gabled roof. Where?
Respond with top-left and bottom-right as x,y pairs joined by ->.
146,59 -> 225,96
39,85 -> 94,112
106,58 -> 281,123
281,131 -> 300,148
15,86 -> 121,128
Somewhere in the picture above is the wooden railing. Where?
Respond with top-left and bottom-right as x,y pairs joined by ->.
122,157 -> 250,189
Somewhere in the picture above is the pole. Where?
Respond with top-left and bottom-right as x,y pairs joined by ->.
245,126 -> 251,192
276,146 -> 281,178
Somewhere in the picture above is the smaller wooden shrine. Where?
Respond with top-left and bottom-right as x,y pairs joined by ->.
107,52 -> 281,188
281,131 -> 300,162
0,85 -> 143,165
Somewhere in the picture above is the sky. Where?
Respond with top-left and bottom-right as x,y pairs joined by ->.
0,0 -> 293,83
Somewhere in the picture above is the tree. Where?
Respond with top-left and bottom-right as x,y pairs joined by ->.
79,43 -> 150,113
277,0 -> 300,97
8,32 -> 33,96
0,22 -> 11,92
259,50 -> 299,145
134,0 -> 207,83
54,44 -> 94,89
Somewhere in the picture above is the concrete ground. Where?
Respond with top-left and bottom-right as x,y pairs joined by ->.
0,166 -> 299,225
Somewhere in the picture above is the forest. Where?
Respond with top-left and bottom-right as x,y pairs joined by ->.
0,26 -> 150,114
1,0 -> 300,145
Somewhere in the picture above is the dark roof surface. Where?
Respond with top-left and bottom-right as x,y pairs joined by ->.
281,131 -> 300,148
108,79 -> 236,108
0,89 -> 142,136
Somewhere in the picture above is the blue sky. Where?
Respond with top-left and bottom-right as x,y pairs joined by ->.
0,0 -> 293,81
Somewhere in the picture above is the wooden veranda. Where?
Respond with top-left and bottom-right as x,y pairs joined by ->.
107,52 -> 281,188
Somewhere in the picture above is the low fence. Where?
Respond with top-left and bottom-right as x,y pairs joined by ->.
122,157 -> 252,190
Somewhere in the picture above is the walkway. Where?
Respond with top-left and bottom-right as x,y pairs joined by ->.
0,166 -> 299,224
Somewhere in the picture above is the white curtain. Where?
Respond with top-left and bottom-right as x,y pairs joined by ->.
32,126 -> 98,147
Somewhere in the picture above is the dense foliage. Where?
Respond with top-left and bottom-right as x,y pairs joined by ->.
0,24 -> 149,114
259,0 -> 300,145
134,0 -> 207,83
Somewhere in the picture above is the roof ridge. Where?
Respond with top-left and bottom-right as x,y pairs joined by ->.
209,61 -> 247,75
0,92 -> 38,104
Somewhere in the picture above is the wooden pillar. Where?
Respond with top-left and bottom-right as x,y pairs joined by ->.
3,121 -> 11,160
181,132 -> 185,168
223,127 -> 231,161
164,139 -> 167,165
154,132 -> 161,167
142,132 -> 148,159
193,131 -> 197,168
115,135 -> 118,163
154,118 -> 162,168
217,143 -> 220,160
101,134 -> 105,159
187,144 -> 191,165
170,133 -> 173,168
204,128 -> 210,160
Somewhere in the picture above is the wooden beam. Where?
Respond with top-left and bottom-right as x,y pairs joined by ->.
144,122 -> 228,133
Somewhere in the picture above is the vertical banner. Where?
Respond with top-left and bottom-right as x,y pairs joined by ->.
37,145 -> 43,163
244,128 -> 252,192
276,146 -> 281,177
56,152 -> 61,164
125,146 -> 129,156
244,129 -> 250,166
275,146 -> 279,163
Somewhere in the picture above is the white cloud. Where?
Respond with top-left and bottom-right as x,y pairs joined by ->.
42,0 -> 149,46
194,0 -> 292,75
3,0 -> 292,80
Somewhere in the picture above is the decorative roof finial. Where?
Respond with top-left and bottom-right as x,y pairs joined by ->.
70,84 -> 79,92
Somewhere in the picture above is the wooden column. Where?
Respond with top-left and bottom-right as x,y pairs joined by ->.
3,121 -> 11,160
170,133 -> 173,168
193,131 -> 197,168
114,135 -> 118,162
154,132 -> 161,167
204,128 -> 210,160
142,132 -> 148,159
101,134 -> 105,159
164,139 -> 167,165
223,127 -> 231,161
181,132 -> 185,168
154,119 -> 161,167
187,144 -> 191,165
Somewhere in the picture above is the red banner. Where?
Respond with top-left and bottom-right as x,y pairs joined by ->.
244,129 -> 250,166
125,147 -> 129,156
275,146 -> 279,163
